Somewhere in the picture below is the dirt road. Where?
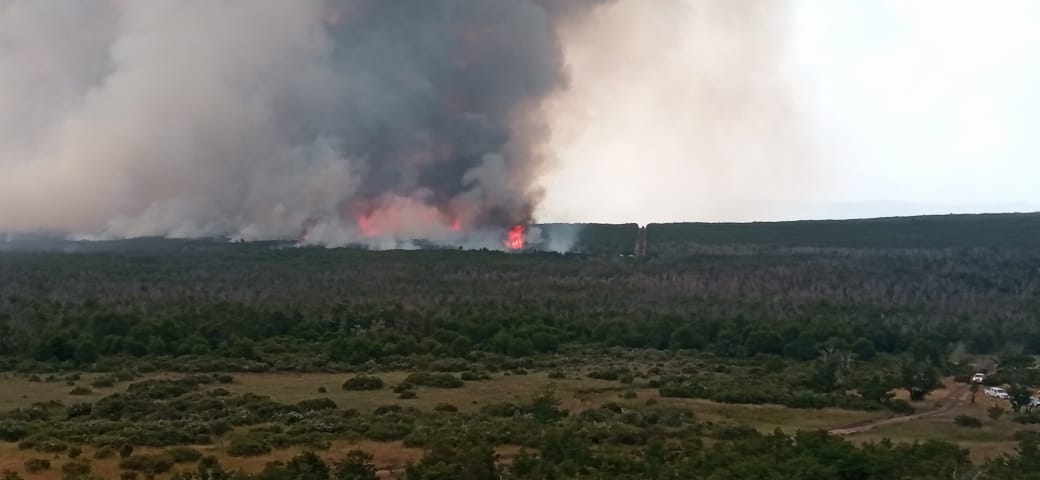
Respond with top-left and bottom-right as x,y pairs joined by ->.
828,382 -> 973,436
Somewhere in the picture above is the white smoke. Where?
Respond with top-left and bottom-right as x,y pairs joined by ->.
1,1 -> 356,239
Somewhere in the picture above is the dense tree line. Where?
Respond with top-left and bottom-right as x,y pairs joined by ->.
0,242 -> 1037,372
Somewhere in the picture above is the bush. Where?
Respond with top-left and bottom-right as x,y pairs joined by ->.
119,453 -> 175,474
333,449 -> 378,480
1013,413 -> 1040,424
480,403 -> 522,418
365,421 -> 413,441
342,375 -> 384,391
318,386 -> 328,393
988,405 -> 1006,420
66,402 -> 92,419
68,446 -> 82,458
403,373 -> 463,389
60,460 -> 91,477
588,369 -> 621,381
0,421 -> 30,442
93,447 -> 115,459
1,470 -> 23,480
433,403 -> 458,412
68,386 -> 92,396
90,376 -> 116,388
888,399 -> 915,415
226,439 -> 271,457
398,391 -> 418,400
118,444 -> 134,459
24,459 -> 51,473
547,370 -> 565,380
460,371 -> 490,381
166,446 -> 203,463
20,438 -> 67,453
296,398 -> 338,412
953,415 -> 983,428
659,383 -> 705,399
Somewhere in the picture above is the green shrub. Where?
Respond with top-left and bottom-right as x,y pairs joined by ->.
373,405 -> 403,416
296,398 -> 338,411
888,399 -> 915,415
342,375 -> 384,391
69,386 -> 92,396
460,371 -> 490,381
226,439 -> 271,457
398,391 -> 418,400
68,446 -> 82,458
480,403 -> 522,417
60,460 -> 91,477
365,421 -> 413,441
0,421 -> 30,442
93,447 -> 115,459
119,453 -> 175,474
24,459 -> 51,473
659,383 -> 705,399
953,415 -> 983,428
988,405 -> 1006,420
166,446 -> 203,463
547,370 -> 565,380
66,402 -> 92,418
433,403 -> 458,412
20,437 -> 67,453
403,372 -> 463,389
90,376 -> 116,388
588,369 -> 621,381
1013,413 -> 1040,424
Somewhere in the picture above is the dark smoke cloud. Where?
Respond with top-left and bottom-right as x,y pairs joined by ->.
0,0 -> 607,247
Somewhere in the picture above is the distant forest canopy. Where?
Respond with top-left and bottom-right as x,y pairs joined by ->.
3,212 -> 1039,254
0,212 -> 1037,376
560,211 -> 1040,252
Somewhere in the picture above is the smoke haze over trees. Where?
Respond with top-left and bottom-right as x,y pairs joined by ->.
0,0 -> 804,246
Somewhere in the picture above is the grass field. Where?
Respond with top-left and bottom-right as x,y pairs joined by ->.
6,369 -> 1033,478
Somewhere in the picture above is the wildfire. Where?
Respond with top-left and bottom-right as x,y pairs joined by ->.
506,225 -> 525,250
357,215 -> 379,237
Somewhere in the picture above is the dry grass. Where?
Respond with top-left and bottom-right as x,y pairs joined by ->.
223,371 -> 627,413
845,381 -> 1034,462
0,371 -> 1031,476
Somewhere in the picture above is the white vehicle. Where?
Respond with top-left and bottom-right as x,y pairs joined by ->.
971,373 -> 985,383
1029,397 -> 1040,409
985,387 -> 1010,399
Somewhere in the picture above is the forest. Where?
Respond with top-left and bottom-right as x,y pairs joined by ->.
0,213 -> 1039,478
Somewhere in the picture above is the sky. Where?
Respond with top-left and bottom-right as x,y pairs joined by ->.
537,0 -> 1040,223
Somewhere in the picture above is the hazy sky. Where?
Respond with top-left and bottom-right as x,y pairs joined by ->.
538,0 -> 1040,223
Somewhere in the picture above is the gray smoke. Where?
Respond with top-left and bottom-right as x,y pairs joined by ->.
0,0 -> 608,248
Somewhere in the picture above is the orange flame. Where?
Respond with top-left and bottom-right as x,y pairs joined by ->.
357,215 -> 379,237
506,225 -> 525,250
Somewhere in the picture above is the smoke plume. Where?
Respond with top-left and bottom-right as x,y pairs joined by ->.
0,0 -> 804,247
0,0 -> 609,248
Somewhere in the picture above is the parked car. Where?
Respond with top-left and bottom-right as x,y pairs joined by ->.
971,373 -> 985,383
1029,396 -> 1040,408
985,387 -> 1009,399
